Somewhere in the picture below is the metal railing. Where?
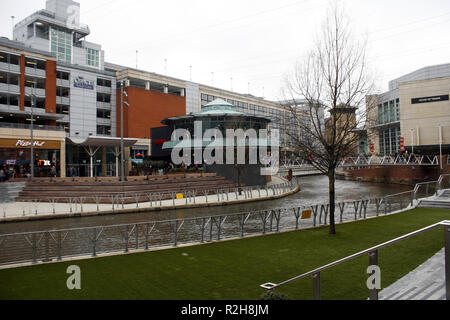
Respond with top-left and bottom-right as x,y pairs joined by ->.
0,193 -> 423,266
260,220 -> 450,300
2,181 -> 297,219
340,155 -> 440,167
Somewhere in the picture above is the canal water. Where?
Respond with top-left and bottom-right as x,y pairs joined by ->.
0,175 -> 411,234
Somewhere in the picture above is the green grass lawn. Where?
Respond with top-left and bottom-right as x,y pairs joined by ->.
0,208 -> 449,300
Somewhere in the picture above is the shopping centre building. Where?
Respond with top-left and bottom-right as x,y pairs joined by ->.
366,64 -> 450,156
1,0 -> 308,178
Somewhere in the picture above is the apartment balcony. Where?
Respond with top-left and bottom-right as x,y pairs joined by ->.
25,67 -> 46,78
97,85 -> 111,94
0,62 -> 20,73
96,117 -> 111,126
0,83 -> 20,94
56,79 -> 70,88
97,102 -> 111,110
25,87 -> 45,97
56,96 -> 70,105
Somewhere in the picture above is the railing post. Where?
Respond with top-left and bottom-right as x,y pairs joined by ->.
312,272 -> 321,300
369,250 -> 379,300
43,232 -> 50,262
92,228 -> 97,257
124,225 -> 129,253
240,213 -> 245,237
57,231 -> 62,261
174,220 -> 178,247
445,226 -> 450,300
145,223 -> 149,250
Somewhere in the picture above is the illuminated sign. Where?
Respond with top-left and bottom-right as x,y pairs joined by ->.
16,140 -> 45,147
37,160 -> 51,166
73,76 -> 95,90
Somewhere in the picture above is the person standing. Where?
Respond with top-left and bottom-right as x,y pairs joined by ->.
50,165 -> 57,177
0,168 -> 5,183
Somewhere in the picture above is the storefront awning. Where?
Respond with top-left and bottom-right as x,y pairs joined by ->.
67,136 -> 138,147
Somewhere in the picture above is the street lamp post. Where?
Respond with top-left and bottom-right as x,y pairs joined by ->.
120,80 -> 130,182
438,125 -> 443,170
410,128 -> 414,155
30,93 -> 34,179
26,81 -> 36,179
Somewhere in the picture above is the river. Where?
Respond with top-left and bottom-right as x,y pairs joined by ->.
0,175 -> 412,234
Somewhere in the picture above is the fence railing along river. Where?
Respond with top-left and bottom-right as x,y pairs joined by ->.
1,175 -> 449,266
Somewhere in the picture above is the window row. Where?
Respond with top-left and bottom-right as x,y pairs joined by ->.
378,99 -> 399,125
0,52 -> 20,65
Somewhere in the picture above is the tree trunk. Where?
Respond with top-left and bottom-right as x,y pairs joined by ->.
328,169 -> 336,235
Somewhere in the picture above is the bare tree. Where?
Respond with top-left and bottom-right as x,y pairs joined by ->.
282,3 -> 375,234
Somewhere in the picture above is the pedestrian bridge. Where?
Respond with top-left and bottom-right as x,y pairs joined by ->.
280,154 -> 444,170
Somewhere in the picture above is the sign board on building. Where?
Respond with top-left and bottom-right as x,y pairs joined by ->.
73,76 -> 95,90
0,139 -> 61,149
411,95 -> 449,104
16,140 -> 45,147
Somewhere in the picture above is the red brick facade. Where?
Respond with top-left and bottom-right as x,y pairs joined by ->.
116,87 -> 186,139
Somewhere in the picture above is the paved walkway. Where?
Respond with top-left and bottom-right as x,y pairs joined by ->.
0,176 -> 298,222
379,248 -> 446,300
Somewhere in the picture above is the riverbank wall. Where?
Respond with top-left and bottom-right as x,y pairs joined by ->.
336,155 -> 450,185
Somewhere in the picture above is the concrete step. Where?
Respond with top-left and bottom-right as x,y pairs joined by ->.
379,248 -> 446,300
417,200 -> 450,209
0,182 -> 26,203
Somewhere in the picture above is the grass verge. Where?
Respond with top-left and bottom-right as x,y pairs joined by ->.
0,208 -> 449,300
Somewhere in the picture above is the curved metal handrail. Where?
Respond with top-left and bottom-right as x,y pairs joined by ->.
260,220 -> 450,300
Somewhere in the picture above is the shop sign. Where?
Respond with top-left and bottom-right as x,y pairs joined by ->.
6,160 -> 16,165
411,95 -> 449,104
16,140 -> 46,147
73,76 -> 95,90
37,160 -> 51,166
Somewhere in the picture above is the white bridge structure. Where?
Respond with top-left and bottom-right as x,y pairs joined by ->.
280,154 -> 445,170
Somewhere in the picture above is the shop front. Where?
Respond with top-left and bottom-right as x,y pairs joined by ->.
0,138 -> 63,178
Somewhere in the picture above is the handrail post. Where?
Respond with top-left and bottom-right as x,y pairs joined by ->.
445,226 -> 450,300
369,250 -> 379,300
312,272 -> 321,300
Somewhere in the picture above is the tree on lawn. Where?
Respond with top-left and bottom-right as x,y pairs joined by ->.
282,3 -> 375,234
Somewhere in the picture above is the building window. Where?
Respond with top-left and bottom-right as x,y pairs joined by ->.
97,78 -> 111,87
56,104 -> 70,114
50,27 -> 72,63
57,70 -> 70,80
87,48 -> 99,68
97,125 -> 111,135
389,100 -> 396,122
97,109 -> 111,119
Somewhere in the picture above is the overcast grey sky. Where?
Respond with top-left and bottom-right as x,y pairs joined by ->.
1,0 -> 450,101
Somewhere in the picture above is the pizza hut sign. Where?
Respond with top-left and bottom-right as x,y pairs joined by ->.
73,76 -> 95,90
16,140 -> 45,147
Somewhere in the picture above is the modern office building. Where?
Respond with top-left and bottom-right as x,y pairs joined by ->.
2,0 -> 309,177
367,64 -> 450,156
